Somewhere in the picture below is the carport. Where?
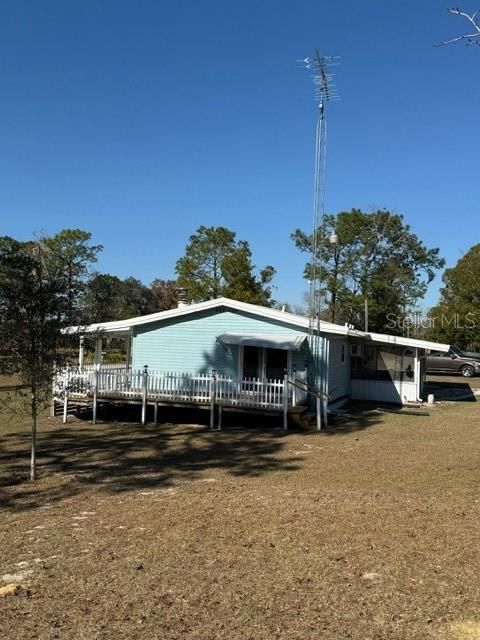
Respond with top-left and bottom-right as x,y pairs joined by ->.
349,334 -> 450,405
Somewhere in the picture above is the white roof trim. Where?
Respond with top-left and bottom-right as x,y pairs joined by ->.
63,296 -> 450,352
362,332 -> 450,352
64,297 -> 350,336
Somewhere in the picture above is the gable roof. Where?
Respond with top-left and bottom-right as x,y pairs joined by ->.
65,297 -> 350,336
65,296 -> 450,352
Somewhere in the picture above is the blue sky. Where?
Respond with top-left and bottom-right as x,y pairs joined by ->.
1,1 -> 478,308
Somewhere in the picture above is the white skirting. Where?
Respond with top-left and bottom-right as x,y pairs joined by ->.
350,379 -> 419,405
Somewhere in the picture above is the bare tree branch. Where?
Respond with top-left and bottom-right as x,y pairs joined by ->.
436,7 -> 480,46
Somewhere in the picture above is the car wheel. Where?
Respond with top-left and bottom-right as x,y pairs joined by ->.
461,364 -> 474,378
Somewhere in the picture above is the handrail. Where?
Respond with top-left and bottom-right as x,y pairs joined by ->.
288,378 -> 329,401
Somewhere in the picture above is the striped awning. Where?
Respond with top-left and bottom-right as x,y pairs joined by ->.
217,332 -> 307,351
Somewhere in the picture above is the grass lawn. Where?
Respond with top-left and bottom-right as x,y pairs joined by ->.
1,380 -> 480,639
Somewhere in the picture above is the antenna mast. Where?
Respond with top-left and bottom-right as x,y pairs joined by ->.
300,51 -> 340,390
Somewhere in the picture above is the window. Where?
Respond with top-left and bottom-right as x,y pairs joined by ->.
341,343 -> 345,363
351,345 -> 415,381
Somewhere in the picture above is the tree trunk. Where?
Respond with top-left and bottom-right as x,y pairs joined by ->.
330,290 -> 337,323
329,250 -> 340,323
67,262 -> 74,324
212,256 -> 219,298
30,392 -> 37,481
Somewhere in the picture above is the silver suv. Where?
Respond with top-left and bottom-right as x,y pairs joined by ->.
426,346 -> 480,378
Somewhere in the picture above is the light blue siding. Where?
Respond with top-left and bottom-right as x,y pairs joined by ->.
328,338 -> 351,403
132,308 -> 321,377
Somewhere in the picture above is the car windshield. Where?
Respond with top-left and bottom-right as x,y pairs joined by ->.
452,347 -> 480,358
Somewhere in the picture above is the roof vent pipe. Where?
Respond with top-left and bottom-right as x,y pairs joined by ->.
177,287 -> 188,308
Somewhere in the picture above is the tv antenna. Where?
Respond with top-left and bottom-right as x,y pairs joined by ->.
299,51 -> 340,398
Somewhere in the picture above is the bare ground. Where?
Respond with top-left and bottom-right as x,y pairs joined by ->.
1,382 -> 480,639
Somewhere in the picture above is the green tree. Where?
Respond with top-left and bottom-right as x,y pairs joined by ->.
82,274 -> 124,322
43,229 -> 103,324
292,209 -> 444,332
176,226 -> 276,305
150,279 -> 178,311
0,237 -> 67,480
83,274 -> 153,323
427,245 -> 480,349
120,277 -> 153,318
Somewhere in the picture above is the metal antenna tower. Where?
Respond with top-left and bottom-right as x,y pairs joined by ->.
300,51 -> 340,390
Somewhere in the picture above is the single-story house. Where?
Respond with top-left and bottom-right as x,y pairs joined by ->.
59,297 -> 449,425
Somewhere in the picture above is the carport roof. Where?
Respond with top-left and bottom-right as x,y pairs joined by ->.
359,332 -> 450,352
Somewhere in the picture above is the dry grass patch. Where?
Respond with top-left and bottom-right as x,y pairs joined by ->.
1,396 -> 480,639
446,621 -> 480,640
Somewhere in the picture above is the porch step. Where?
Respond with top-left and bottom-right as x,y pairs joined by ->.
288,404 -> 308,415
52,399 -> 92,418
288,406 -> 318,429
301,412 -> 319,425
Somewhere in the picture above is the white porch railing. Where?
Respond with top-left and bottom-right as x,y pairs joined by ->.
81,363 -> 129,371
54,367 -> 288,411
53,365 -> 334,431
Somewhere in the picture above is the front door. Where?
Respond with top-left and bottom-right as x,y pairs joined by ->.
242,346 -> 288,380
243,346 -> 261,379
265,348 -> 287,380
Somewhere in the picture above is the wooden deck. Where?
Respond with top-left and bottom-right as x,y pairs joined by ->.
53,365 -> 307,429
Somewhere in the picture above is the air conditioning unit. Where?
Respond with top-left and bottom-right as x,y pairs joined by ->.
350,343 -> 364,358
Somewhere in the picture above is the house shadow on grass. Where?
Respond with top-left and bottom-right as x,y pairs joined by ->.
424,377 -> 477,402
0,403 -> 387,513
0,408 -> 302,512
323,412 -> 381,435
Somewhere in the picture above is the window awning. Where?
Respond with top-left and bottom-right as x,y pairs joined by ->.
217,332 -> 307,351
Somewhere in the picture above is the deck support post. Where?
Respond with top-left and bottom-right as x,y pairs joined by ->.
292,365 -> 297,407
141,365 -> 148,425
154,401 -> 158,425
218,404 -> 222,431
316,395 -> 321,431
63,365 -> 70,424
323,398 -> 328,429
94,335 -> 103,366
51,367 -> 57,417
63,393 -> 68,423
283,370 -> 289,431
125,335 -> 131,371
92,364 -> 99,424
210,370 -> 216,429
78,335 -> 85,372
